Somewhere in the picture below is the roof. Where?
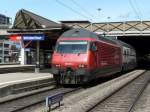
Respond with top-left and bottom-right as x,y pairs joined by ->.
13,9 -> 62,29
61,28 -> 98,38
115,40 -> 135,49
60,28 -> 118,45
61,20 -> 91,23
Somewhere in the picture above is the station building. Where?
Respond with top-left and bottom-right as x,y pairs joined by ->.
0,14 -> 20,64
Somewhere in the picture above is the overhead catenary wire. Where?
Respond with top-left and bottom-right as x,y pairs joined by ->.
133,0 -> 143,20
55,0 -> 91,21
128,0 -> 141,20
70,0 -> 94,21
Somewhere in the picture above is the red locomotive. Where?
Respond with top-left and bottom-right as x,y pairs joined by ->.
50,28 -> 136,84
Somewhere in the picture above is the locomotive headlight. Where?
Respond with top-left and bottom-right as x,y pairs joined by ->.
79,64 -> 87,68
55,64 -> 61,68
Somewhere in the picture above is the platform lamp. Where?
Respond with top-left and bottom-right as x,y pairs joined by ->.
107,16 -> 111,33
97,8 -> 102,21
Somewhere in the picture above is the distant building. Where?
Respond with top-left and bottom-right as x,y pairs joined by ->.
0,14 -> 11,25
0,13 -> 20,64
0,40 -> 20,63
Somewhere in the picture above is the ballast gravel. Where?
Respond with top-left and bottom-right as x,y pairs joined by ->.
54,70 -> 145,112
132,82 -> 150,112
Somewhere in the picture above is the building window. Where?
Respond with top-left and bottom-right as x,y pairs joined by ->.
0,43 -> 2,47
4,44 -> 9,48
4,51 -> 9,55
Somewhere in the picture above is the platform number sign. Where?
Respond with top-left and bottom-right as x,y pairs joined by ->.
45,93 -> 63,111
23,34 -> 45,41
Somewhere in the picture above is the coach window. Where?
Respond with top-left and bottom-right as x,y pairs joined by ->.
124,50 -> 126,55
127,50 -> 129,55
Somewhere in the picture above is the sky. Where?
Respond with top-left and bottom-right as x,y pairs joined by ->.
0,0 -> 150,23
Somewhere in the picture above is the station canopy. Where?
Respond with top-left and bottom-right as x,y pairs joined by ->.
7,9 -> 70,50
8,9 -> 69,33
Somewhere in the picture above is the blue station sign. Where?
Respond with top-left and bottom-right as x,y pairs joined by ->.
23,34 -> 45,41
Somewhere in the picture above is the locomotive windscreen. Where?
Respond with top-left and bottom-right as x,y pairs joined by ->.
56,41 -> 88,54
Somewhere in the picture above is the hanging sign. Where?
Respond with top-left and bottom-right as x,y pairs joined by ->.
23,34 -> 45,41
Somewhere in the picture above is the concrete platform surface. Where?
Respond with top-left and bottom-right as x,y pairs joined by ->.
0,72 -> 53,98
0,65 -> 35,74
0,72 -> 53,87
0,64 -> 35,69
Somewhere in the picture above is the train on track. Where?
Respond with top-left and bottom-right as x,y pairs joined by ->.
50,28 -> 136,84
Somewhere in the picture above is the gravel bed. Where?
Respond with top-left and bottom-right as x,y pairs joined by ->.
13,87 -> 85,112
89,70 -> 150,112
17,70 -> 145,112
132,82 -> 150,112
0,87 -> 75,112
53,70 -> 145,112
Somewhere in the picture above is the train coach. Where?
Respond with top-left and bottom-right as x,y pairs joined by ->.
50,28 -> 136,84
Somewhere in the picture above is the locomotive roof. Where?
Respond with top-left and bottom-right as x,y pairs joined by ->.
115,40 -> 134,49
61,28 -> 118,45
60,28 -> 135,50
61,28 -> 99,38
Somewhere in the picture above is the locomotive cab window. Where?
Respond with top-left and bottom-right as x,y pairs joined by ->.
90,42 -> 97,52
56,41 -> 88,54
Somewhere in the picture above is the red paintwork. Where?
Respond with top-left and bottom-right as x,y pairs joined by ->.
51,36 -> 122,73
52,52 -> 88,70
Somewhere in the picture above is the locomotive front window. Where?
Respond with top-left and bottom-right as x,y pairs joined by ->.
56,41 -> 88,54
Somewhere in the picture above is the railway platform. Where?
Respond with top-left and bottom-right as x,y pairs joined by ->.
0,64 -> 34,68
0,72 -> 54,99
0,64 -> 35,73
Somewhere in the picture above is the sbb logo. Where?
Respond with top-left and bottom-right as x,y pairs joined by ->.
9,35 -> 22,41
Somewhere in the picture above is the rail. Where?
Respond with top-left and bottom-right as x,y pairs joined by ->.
87,71 -> 150,112
0,86 -> 81,112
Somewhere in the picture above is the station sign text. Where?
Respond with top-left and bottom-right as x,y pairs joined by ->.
23,34 -> 45,41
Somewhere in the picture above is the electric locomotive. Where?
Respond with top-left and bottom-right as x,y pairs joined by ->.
50,28 -> 136,84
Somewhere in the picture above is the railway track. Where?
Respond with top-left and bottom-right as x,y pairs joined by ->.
87,70 -> 150,112
1,70 -> 147,112
0,85 -> 82,112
